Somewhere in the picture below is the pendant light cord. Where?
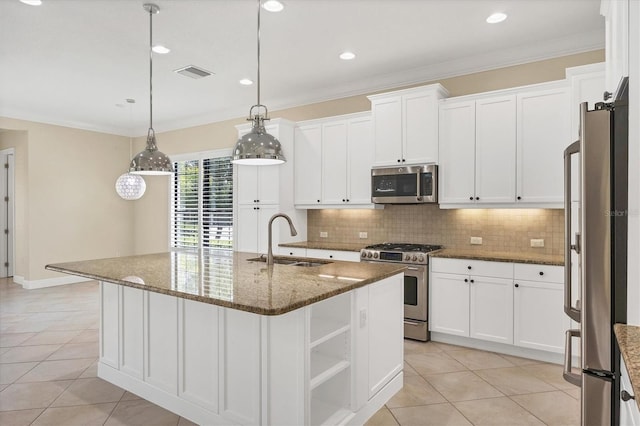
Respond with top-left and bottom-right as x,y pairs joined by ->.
256,0 -> 261,110
149,5 -> 154,133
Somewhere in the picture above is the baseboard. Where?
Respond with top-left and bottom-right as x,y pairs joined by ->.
430,332 -> 571,365
13,274 -> 93,290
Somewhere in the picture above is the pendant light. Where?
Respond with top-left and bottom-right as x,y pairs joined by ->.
116,100 -> 146,200
232,0 -> 285,165
129,3 -> 174,175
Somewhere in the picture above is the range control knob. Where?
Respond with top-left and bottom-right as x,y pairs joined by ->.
412,255 -> 418,261
361,251 -> 367,258
404,254 -> 411,261
373,253 -> 379,259
418,255 -> 425,262
367,252 -> 373,258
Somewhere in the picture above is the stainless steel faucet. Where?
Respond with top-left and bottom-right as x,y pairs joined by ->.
267,213 -> 297,265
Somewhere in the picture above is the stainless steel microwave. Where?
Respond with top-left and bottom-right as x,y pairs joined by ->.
371,164 -> 438,204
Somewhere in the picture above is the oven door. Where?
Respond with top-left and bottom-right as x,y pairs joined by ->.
404,265 -> 427,321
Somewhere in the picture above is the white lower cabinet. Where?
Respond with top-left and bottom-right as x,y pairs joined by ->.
98,274 -> 403,426
430,258 -> 565,355
620,356 -> 640,426
306,248 -> 361,262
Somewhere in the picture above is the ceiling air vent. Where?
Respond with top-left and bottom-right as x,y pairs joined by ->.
173,65 -> 214,79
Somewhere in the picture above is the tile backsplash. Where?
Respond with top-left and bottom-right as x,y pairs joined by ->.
307,205 -> 564,255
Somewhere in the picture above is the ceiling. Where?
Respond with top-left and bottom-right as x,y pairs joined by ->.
0,0 -> 604,137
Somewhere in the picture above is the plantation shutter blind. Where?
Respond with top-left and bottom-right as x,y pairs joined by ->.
171,154 -> 233,250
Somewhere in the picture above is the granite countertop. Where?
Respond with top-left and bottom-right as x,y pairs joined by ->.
429,248 -> 564,266
46,251 -> 404,316
279,241 -> 368,252
614,324 -> 640,411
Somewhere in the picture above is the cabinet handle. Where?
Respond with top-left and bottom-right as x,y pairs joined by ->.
515,283 -> 519,288
517,196 -> 522,200
621,390 -> 635,401
467,266 -> 472,270
539,271 -> 544,276
604,91 -> 613,101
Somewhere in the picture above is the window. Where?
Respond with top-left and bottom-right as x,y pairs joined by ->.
171,151 -> 233,250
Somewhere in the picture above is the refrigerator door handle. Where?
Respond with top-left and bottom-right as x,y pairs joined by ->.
564,140 -> 581,322
563,329 -> 582,387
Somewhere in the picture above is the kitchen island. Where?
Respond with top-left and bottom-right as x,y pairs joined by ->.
46,250 -> 405,426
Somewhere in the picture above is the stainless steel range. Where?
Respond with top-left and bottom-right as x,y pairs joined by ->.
360,243 -> 442,341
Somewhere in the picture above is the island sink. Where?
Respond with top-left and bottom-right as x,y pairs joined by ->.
247,255 -> 331,267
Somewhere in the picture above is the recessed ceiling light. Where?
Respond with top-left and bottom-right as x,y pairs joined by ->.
262,0 -> 284,12
339,51 -> 356,60
152,44 -> 170,54
19,0 -> 42,5
486,12 -> 507,24
239,78 -> 254,86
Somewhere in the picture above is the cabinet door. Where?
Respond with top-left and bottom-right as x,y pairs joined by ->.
513,280 -> 569,353
235,205 -> 258,253
321,121 -> 348,205
403,91 -> 439,164
347,117 -> 374,205
602,0 -> 629,95
475,96 -> 516,203
372,96 -> 403,166
516,87 -> 571,204
257,166 -> 280,205
469,276 -> 513,344
430,272 -> 469,336
235,165 -> 259,205
294,125 -> 323,205
368,274 -> 403,399
438,100 -> 476,204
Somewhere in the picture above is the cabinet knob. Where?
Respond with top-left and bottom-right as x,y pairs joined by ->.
397,159 -> 401,163
329,255 -> 333,259
604,91 -> 613,101
317,200 -> 320,203
517,196 -> 522,200
402,159 -> 406,162
342,199 -> 346,202
470,279 -> 475,283
256,199 -> 260,203
464,278 -> 469,283
515,283 -> 519,288
469,196 -> 474,201
289,252 -> 293,256
346,199 -> 350,202
475,197 -> 480,200
467,266 -> 472,270
621,390 -> 635,401
539,271 -> 544,276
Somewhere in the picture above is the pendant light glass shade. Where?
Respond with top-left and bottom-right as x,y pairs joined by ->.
130,3 -> 174,175
232,0 -> 285,165
115,172 -> 146,200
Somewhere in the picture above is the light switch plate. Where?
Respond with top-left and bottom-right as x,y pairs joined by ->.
320,231 -> 328,238
531,238 -> 545,247
359,232 -> 368,239
470,236 -> 483,245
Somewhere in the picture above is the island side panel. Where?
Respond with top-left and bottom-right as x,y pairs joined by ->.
100,282 -> 119,369
121,286 -> 143,379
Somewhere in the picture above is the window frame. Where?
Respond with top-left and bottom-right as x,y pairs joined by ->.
169,149 -> 234,251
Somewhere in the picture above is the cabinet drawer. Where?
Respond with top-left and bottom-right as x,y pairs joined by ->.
514,263 -> 563,283
278,247 -> 307,257
306,249 -> 360,262
431,258 -> 513,279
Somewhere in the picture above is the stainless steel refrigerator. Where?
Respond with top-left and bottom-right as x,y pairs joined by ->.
563,76 -> 628,426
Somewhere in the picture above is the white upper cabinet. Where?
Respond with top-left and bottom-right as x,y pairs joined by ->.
368,84 -> 448,167
236,165 -> 279,206
601,0 -> 629,96
438,100 -> 476,204
475,96 -> 517,204
294,112 -> 374,208
294,124 -> 323,206
439,80 -> 570,208
516,86 -> 571,205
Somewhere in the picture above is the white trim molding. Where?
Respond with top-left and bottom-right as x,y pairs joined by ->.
14,274 -> 93,290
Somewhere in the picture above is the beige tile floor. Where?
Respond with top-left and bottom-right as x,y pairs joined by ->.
0,278 -> 580,425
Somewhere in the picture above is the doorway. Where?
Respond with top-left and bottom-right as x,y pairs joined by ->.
0,149 -> 15,278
